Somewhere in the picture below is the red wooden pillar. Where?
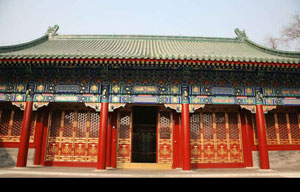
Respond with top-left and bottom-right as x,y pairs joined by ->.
40,111 -> 49,166
244,111 -> 254,167
172,112 -> 180,169
240,111 -> 253,167
181,103 -> 191,170
106,113 -> 112,167
16,101 -> 33,167
111,111 -> 118,168
33,112 -> 45,165
255,104 -> 270,169
97,101 -> 108,169
97,85 -> 109,170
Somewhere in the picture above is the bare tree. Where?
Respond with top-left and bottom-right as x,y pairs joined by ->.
282,14 -> 300,41
264,35 -> 280,49
265,14 -> 300,50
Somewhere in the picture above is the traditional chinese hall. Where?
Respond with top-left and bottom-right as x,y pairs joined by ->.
0,25 -> 299,170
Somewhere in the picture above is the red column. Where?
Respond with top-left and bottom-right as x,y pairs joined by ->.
172,112 -> 180,169
244,112 -> 254,167
111,111 -> 118,168
40,111 -> 49,166
106,113 -> 112,168
240,111 -> 253,167
33,113 -> 45,165
181,103 -> 191,170
16,101 -> 33,167
97,101 -> 109,170
255,104 -> 270,169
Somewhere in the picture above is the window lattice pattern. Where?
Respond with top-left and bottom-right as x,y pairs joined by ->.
89,112 -> 99,138
119,111 -> 131,139
160,111 -> 171,139
0,110 -> 11,135
216,112 -> 226,139
50,111 -> 62,137
228,112 -> 239,139
289,113 -> 300,140
190,111 -> 243,164
265,113 -> 276,139
190,113 -> 200,139
77,111 -> 87,137
46,109 -> 99,163
253,112 -> 300,145
0,108 -> 36,142
63,111 -> 75,137
277,113 -> 288,140
203,113 -> 213,139
11,109 -> 23,136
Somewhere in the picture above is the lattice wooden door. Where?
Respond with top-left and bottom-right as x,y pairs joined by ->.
45,110 -> 100,163
157,111 -> 173,164
253,111 -> 300,145
116,110 -> 132,163
0,107 -> 37,143
190,112 -> 243,164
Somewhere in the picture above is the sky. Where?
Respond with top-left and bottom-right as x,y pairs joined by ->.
0,0 -> 299,50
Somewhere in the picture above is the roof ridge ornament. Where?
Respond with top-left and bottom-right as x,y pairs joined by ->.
46,24 -> 59,38
234,28 -> 248,41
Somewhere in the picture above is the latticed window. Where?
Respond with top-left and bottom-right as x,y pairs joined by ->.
277,113 -> 289,140
49,110 -> 100,138
0,106 -> 37,143
265,113 -> 276,140
159,111 -> 171,139
228,112 -> 239,139
77,111 -> 87,138
253,112 -> 300,145
11,109 -> 23,136
63,111 -> 75,137
203,113 -> 213,139
0,110 -> 11,135
46,109 -> 100,162
119,111 -> 131,139
190,111 -> 243,163
50,111 -> 62,137
190,113 -> 200,139
216,112 -> 226,139
289,113 -> 300,140
89,112 -> 100,138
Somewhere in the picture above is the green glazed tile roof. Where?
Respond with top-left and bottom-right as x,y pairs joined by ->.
0,25 -> 300,64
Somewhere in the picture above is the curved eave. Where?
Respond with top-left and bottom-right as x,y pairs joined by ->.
245,38 -> 300,59
0,35 -> 49,53
0,54 -> 299,65
0,57 -> 299,70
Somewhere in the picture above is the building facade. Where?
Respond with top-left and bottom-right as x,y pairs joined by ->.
0,25 -> 300,170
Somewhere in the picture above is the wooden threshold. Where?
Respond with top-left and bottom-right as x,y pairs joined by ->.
117,162 -> 172,169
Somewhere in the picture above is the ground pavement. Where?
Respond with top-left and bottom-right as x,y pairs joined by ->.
1,165 -> 300,178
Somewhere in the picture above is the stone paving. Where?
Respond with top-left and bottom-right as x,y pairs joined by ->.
1,165 -> 300,178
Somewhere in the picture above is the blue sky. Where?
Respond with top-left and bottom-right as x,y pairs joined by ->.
0,0 -> 299,49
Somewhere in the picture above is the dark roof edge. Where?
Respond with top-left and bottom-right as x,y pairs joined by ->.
0,35 -> 49,53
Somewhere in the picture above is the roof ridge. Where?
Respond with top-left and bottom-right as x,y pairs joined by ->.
53,34 -> 240,43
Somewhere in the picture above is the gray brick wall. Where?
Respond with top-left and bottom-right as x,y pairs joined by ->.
252,151 -> 300,168
0,148 -> 35,167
